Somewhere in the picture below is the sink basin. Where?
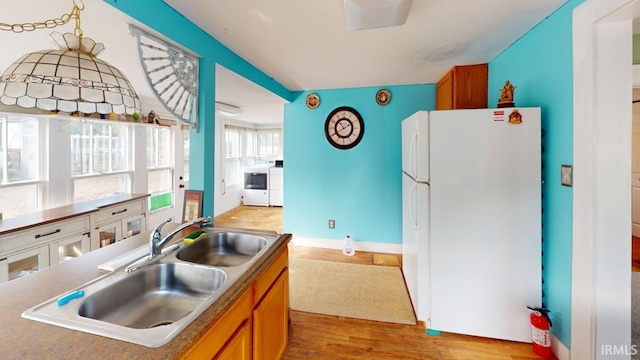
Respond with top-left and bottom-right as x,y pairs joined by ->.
177,232 -> 268,267
78,263 -> 226,329
22,226 -> 280,347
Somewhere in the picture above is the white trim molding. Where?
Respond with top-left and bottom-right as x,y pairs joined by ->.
572,0 -> 635,358
552,333 -> 570,360
291,235 -> 403,254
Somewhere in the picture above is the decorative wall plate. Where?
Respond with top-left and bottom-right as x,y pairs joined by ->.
306,93 -> 320,109
376,89 -> 391,106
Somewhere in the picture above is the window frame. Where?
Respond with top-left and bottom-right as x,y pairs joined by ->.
0,114 -> 46,217
70,120 -> 134,203
222,122 -> 282,195
147,125 -> 175,213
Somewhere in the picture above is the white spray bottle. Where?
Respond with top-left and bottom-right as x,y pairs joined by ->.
342,235 -> 355,256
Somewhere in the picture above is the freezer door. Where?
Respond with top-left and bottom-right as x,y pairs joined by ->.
402,173 -> 430,323
401,111 -> 429,182
429,107 -> 541,342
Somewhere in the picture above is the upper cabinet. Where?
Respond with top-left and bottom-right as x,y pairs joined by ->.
435,64 -> 488,110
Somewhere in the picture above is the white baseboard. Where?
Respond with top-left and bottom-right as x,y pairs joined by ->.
551,333 -> 570,360
291,235 -> 403,254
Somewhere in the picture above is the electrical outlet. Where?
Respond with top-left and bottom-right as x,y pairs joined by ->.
328,220 -> 335,229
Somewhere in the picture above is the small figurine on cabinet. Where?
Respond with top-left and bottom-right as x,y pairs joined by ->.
497,80 -> 516,108
147,110 -> 160,124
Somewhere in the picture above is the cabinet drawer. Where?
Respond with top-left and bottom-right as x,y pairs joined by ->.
254,248 -> 288,303
0,216 -> 90,256
95,200 -> 144,225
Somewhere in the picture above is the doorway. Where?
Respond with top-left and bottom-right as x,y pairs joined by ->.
633,88 -> 640,272
213,64 -> 286,234
572,0 -> 636,356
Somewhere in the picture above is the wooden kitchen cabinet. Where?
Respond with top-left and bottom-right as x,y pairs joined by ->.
253,269 -> 288,360
182,246 -> 290,360
214,319 -> 252,360
436,64 -> 488,110
181,288 -> 253,360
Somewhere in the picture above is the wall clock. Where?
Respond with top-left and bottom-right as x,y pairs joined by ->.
324,106 -> 365,150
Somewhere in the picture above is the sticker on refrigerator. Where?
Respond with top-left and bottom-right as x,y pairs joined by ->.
493,110 -> 505,122
509,109 -> 523,125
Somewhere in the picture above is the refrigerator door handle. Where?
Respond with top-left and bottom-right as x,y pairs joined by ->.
409,183 -> 418,230
409,130 -> 417,179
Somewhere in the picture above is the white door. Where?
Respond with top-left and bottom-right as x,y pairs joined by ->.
428,108 -> 541,342
632,127 -> 640,237
401,111 -> 429,182
174,127 -> 188,221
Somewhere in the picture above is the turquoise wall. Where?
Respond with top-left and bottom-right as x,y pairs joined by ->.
283,84 -> 435,244
488,0 -> 583,347
103,0 -> 294,217
107,0 -> 581,346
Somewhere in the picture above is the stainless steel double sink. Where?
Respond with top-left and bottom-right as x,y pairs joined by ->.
22,227 -> 279,348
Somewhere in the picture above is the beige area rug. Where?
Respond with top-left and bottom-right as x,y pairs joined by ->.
289,258 -> 417,325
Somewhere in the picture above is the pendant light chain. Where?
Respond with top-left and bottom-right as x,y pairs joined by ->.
0,0 -> 84,35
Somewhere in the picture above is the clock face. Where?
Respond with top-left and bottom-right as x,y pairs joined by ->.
324,106 -> 365,150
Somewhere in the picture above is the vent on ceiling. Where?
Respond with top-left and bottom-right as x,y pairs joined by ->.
344,0 -> 412,31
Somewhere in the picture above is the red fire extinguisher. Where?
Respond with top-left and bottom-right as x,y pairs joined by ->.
527,306 -> 552,358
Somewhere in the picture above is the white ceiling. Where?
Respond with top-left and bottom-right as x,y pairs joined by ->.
164,0 -> 569,90
0,0 -> 570,125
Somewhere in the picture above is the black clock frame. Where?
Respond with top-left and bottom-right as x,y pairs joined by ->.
324,106 -> 365,150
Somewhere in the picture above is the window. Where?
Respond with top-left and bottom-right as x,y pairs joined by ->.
0,116 -> 42,184
257,129 -> 281,160
225,127 -> 242,190
0,115 -> 44,217
71,121 -> 131,202
223,124 -> 282,193
147,126 -> 174,212
183,128 -> 190,185
0,111 -> 182,219
73,174 -> 129,204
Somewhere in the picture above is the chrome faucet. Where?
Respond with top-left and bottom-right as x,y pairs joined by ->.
149,216 -> 211,258
125,216 -> 211,273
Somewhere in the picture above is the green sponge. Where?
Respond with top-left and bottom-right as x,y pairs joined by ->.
183,230 -> 206,244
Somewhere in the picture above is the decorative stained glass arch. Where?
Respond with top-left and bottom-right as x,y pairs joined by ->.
129,25 -> 199,131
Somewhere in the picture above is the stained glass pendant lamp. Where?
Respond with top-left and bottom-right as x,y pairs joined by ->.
0,1 -> 141,115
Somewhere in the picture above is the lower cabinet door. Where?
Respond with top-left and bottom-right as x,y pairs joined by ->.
253,269 -> 289,360
50,233 -> 91,265
215,319 -> 252,360
1,246 -> 50,283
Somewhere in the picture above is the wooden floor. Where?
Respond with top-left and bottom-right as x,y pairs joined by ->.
213,205 -> 283,234
214,206 -> 546,360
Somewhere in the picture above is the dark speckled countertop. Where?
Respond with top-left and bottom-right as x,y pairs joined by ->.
0,224 -> 291,360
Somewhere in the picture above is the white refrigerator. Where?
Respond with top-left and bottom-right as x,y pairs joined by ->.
401,108 -> 541,343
